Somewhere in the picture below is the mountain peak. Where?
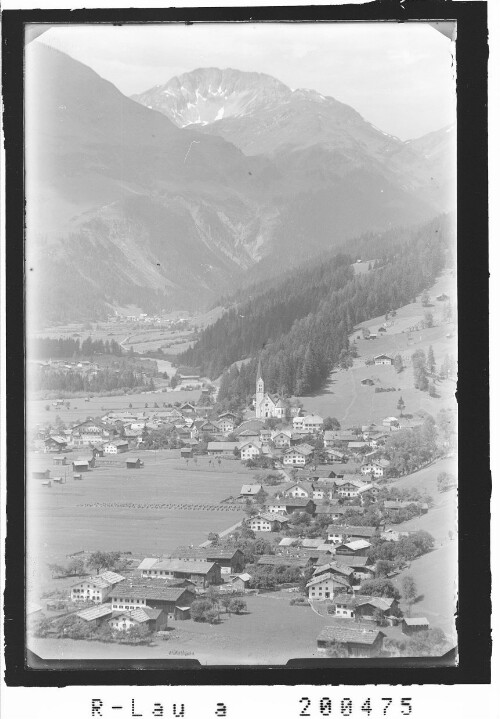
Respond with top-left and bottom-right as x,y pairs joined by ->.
132,67 -> 291,127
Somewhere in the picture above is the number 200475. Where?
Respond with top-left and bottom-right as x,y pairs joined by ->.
299,697 -> 412,717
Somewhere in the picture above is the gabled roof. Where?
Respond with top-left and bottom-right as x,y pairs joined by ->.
76,605 -> 114,621
232,572 -> 252,582
332,555 -> 370,567
267,497 -> 314,507
317,625 -> 385,645
306,573 -> 351,588
338,539 -> 371,550
313,561 -> 354,577
111,583 -> 193,602
328,525 -> 378,537
252,512 -> 289,524
257,554 -> 310,568
138,557 -> 160,570
240,484 -> 263,495
403,617 -> 429,626
207,442 -> 239,451
301,538 -> 325,548
99,571 -> 125,585
144,559 -> 216,574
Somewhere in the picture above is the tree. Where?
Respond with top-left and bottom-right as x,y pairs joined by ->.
437,471 -> 456,492
221,595 -> 233,614
359,578 -> 401,599
323,417 -> 341,431
423,311 -> 434,328
401,575 -> 418,616
397,396 -> 405,417
228,598 -> 247,615
208,532 -> 220,546
205,607 -> 220,624
393,354 -> 404,373
190,599 -> 213,622
421,290 -> 430,307
67,557 -> 86,576
86,551 -> 121,574
375,560 -> 396,578
427,345 -> 436,375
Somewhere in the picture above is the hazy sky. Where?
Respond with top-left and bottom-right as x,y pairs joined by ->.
38,22 -> 456,140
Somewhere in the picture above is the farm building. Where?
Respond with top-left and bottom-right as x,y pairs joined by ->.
139,558 -> 221,587
169,547 -> 245,575
53,456 -> 68,466
271,431 -> 292,448
280,481 -> 314,499
76,604 -> 114,625
109,582 -> 196,620
334,539 -> 371,557
402,618 -> 430,635
329,593 -> 399,622
327,525 -> 378,544
126,458 -> 143,469
240,483 -> 263,497
108,607 -> 168,633
103,440 -> 129,454
72,460 -> 90,472
312,561 -> 354,582
231,573 -> 252,591
382,417 -> 400,429
180,447 -> 193,459
248,512 -> 289,533
361,378 -> 375,386
44,436 -> 67,452
265,497 -> 316,515
361,459 -> 390,477
316,626 -> 386,657
207,442 -> 239,456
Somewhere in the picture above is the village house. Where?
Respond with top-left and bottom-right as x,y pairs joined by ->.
265,497 -> 316,515
327,525 -> 378,544
138,558 -> 221,587
257,555 -> 311,572
332,555 -> 375,582
108,606 -> 168,633
271,430 -> 292,448
336,478 -> 369,498
334,539 -> 371,557
312,560 -> 354,583
238,441 -> 262,462
361,459 -> 390,477
53,455 -> 68,466
329,593 -> 399,622
103,440 -> 129,454
248,512 -> 289,533
200,420 -> 221,435
109,581 -> 196,620
32,469 -> 51,480
70,420 -> 114,447
217,417 -> 236,434
180,447 -> 193,459
315,504 -> 351,521
207,441 -> 239,457
301,414 -> 324,433
316,626 -> 386,657
282,446 -> 313,466
280,481 -> 315,499
70,571 -> 125,604
306,571 -> 352,600
374,354 -> 393,365
325,448 -> 347,463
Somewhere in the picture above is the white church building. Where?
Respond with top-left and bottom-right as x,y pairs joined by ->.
254,360 -> 287,419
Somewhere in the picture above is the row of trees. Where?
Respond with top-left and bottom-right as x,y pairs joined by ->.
34,336 -> 123,359
47,551 -> 131,579
35,368 -> 152,393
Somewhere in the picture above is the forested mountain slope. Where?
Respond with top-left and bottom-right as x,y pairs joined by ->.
178,215 -> 454,401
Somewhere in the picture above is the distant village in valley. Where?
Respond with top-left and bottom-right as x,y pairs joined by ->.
28,305 -> 457,662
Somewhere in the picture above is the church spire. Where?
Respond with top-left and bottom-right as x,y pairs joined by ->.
257,356 -> 263,382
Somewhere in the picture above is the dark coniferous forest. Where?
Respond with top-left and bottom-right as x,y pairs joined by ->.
179,215 -> 453,402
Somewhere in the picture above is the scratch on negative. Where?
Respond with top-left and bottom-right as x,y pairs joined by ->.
184,140 -> 200,163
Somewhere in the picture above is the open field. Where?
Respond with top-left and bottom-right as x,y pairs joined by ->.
27,451 -> 252,593
29,593 -> 331,664
300,270 -> 456,425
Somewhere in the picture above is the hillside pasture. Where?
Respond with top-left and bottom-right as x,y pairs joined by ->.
300,270 -> 456,425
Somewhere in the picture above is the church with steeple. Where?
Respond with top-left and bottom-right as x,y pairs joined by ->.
254,358 -> 287,419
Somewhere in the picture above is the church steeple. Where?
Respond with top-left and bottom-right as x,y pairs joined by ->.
255,357 -> 265,416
